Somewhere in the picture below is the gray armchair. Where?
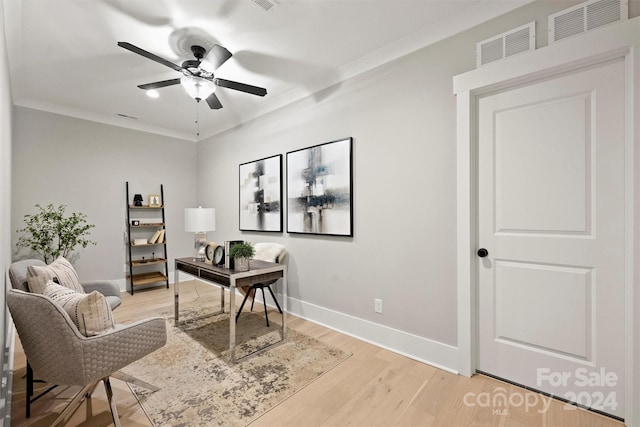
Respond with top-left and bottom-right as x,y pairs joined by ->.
8,258 -> 123,417
8,259 -> 122,309
6,289 -> 166,426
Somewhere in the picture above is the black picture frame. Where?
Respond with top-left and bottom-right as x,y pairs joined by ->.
286,137 -> 353,236
239,154 -> 283,232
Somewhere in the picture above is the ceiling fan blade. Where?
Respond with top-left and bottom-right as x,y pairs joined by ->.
207,44 -> 233,70
117,41 -> 183,72
215,78 -> 267,97
206,93 -> 223,109
137,78 -> 181,90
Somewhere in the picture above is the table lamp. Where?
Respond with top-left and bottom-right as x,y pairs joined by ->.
185,207 -> 216,261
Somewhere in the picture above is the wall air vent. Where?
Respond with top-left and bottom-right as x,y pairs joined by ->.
476,22 -> 536,68
549,0 -> 628,43
251,0 -> 278,12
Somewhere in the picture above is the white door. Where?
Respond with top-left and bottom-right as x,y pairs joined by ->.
477,58 -> 626,419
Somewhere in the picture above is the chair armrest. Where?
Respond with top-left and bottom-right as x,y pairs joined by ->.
81,280 -> 121,298
80,317 -> 167,382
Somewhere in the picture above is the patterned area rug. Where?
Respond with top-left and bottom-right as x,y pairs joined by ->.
121,300 -> 350,426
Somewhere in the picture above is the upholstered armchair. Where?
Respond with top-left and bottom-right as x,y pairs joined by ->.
6,289 -> 166,426
8,258 -> 123,417
236,242 -> 287,326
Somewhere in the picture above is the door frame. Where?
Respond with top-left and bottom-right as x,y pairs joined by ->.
453,17 -> 640,424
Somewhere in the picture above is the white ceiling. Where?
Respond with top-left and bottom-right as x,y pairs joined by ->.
4,0 -> 533,141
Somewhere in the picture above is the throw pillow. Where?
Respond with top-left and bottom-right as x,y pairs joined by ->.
25,273 -> 49,294
253,243 -> 285,263
27,256 -> 84,293
42,281 -> 114,337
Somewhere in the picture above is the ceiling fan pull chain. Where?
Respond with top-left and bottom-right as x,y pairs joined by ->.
195,101 -> 200,137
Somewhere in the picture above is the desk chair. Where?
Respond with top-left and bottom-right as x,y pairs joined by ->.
235,243 -> 286,327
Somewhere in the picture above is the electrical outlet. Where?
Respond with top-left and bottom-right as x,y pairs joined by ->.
374,298 -> 383,314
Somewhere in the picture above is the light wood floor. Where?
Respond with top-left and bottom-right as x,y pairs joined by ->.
11,280 -> 624,426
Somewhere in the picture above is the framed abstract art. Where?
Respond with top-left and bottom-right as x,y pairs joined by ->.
239,154 -> 283,232
286,137 -> 353,236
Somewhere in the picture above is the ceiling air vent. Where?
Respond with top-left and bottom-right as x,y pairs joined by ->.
476,22 -> 535,68
549,0 -> 628,44
116,113 -> 139,120
250,0 -> 278,12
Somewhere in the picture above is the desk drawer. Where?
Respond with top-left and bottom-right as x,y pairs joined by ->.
178,264 -> 199,276
200,270 -> 230,286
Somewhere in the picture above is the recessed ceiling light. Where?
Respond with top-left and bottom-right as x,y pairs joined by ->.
146,90 -> 160,98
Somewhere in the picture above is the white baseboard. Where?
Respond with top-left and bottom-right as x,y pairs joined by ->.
285,296 -> 459,374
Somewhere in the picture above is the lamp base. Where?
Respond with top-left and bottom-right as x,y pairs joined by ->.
193,232 -> 207,261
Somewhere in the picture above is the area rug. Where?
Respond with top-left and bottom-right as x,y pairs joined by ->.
121,300 -> 351,426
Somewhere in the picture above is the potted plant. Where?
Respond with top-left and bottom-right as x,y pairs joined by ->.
15,204 -> 96,263
229,241 -> 255,272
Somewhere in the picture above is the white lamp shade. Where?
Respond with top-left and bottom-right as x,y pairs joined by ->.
185,207 -> 216,232
180,75 -> 216,100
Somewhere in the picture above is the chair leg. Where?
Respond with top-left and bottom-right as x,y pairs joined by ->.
266,285 -> 283,314
26,362 -> 32,418
237,284 -> 281,327
26,360 -> 58,418
261,287 -> 270,327
50,381 -> 97,427
111,370 -> 159,392
235,288 -> 254,323
103,377 -> 122,427
84,380 -> 100,419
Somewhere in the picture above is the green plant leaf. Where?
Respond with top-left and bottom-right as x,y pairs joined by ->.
229,242 -> 255,259
15,204 -> 96,263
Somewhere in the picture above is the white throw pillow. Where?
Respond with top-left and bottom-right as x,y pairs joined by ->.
253,243 -> 285,263
42,281 -> 114,337
27,256 -> 84,293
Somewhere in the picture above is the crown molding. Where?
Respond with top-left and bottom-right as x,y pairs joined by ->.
14,97 -> 196,142
200,0 -> 536,140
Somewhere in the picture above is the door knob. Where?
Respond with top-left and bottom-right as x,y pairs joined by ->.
477,248 -> 489,258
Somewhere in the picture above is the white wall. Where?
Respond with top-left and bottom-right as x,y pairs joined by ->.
11,108 -> 198,287
198,45 -> 461,345
0,0 -> 13,422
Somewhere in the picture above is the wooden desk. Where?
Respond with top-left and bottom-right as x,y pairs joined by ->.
174,257 -> 287,362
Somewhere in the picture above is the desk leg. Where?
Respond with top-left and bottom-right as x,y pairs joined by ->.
220,285 -> 225,313
230,277 -> 236,363
174,267 -> 179,322
282,268 -> 287,340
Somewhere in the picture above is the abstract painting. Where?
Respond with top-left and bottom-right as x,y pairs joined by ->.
287,137 -> 353,236
239,154 -> 282,232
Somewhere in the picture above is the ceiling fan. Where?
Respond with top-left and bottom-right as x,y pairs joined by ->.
117,41 -> 267,109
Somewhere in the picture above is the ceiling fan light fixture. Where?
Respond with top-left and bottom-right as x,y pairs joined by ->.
180,75 -> 216,101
